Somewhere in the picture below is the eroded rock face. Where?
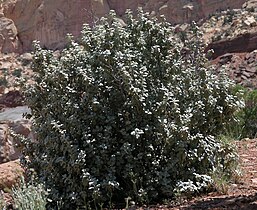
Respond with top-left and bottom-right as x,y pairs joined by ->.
0,16 -> 19,53
1,0 -> 247,52
0,2 -> 18,53
213,51 -> 257,89
108,0 -> 246,23
3,0 -> 109,52
206,32 -> 257,59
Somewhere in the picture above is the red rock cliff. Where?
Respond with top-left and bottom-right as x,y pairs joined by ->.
1,0 -> 247,53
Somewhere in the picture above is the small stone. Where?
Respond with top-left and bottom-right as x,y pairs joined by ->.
251,178 -> 257,184
242,71 -> 251,78
243,16 -> 256,27
241,75 -> 248,80
245,68 -> 256,74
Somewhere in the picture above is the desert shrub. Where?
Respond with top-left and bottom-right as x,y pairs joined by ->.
0,76 -> 8,87
23,10 -> 242,209
12,68 -> 22,78
0,195 -> 6,210
12,176 -> 47,210
242,88 -> 257,138
211,134 -> 241,194
225,85 -> 257,139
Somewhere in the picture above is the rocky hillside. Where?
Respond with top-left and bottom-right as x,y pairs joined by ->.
200,4 -> 257,88
0,1 -> 256,202
0,0 -> 247,53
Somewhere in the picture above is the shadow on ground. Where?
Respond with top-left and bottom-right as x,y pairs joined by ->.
180,192 -> 257,210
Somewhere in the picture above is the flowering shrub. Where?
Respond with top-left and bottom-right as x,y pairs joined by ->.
23,10 -> 242,209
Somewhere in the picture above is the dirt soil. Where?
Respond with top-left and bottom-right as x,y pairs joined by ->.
166,138 -> 257,210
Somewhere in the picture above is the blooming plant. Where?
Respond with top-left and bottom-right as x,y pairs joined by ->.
23,10 -> 242,209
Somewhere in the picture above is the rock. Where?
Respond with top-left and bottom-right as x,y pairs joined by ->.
17,52 -> 33,66
245,66 -> 256,73
251,178 -> 257,184
0,16 -> 19,53
243,0 -> 257,10
0,123 -> 21,163
242,70 -> 251,78
108,0 -> 246,23
0,90 -> 24,108
0,60 -> 12,71
0,107 -> 33,164
206,32 -> 257,59
231,19 -> 241,27
0,106 -> 31,122
1,0 -> 247,53
219,53 -> 233,65
0,119 -> 33,165
3,0 -> 108,52
212,50 -> 257,89
0,160 -> 23,190
9,120 -> 32,138
243,16 -> 256,27
91,0 -> 110,18
0,106 -> 31,163
0,124 -> 10,163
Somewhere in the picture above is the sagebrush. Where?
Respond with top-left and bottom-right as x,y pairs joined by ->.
12,176 -> 47,210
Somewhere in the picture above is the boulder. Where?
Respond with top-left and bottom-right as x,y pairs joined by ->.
0,106 -> 31,122
243,0 -> 257,9
243,16 -> 256,27
0,160 -> 23,190
0,123 -> 21,163
0,119 -> 34,164
9,120 -> 31,138
17,52 -> 33,66
0,90 -> 24,108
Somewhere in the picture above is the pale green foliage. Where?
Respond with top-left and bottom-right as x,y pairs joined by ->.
23,10 -> 242,209
12,177 -> 47,210
0,196 -> 6,210
223,85 -> 257,139
211,135 -> 241,194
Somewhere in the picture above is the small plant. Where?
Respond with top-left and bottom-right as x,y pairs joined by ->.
212,34 -> 222,42
223,14 -> 233,25
12,68 -> 22,78
0,76 -> 8,87
246,7 -> 255,13
0,193 -> 6,210
211,135 -> 241,194
12,176 -> 47,210
242,88 -> 257,138
225,85 -> 257,139
222,17 -> 229,25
